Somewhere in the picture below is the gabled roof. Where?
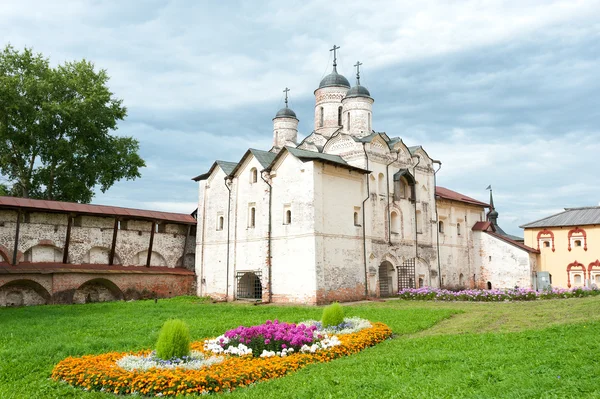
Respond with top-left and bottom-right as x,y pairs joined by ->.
472,221 -> 538,253
192,160 -> 238,181
227,148 -> 277,178
520,206 -> 600,228
436,186 -> 489,208
393,169 -> 415,184
0,196 -> 197,225
267,146 -> 370,174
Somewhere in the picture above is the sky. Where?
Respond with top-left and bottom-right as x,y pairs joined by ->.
2,0 -> 599,236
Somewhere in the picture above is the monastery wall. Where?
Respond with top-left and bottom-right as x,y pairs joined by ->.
473,231 -> 535,289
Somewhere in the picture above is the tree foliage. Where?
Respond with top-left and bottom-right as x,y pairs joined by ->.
0,45 -> 145,203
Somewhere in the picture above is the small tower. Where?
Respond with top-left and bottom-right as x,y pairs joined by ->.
314,45 -> 351,137
341,61 -> 374,138
487,186 -> 499,227
272,87 -> 298,152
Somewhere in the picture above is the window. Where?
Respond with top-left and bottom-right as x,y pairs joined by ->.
395,177 -> 409,200
354,206 -> 361,226
347,112 -> 350,130
574,274 -> 582,285
319,106 -> 324,127
216,215 -> 224,231
249,207 -> 256,228
418,277 -> 424,288
250,168 -> 258,184
487,281 -> 492,290
574,240 -> 582,247
368,112 -> 372,131
543,241 -> 550,248
391,211 -> 399,233
457,223 -> 461,236
118,220 -> 128,230
438,221 -> 444,233
284,209 -> 291,225
73,216 -> 83,227
459,273 -> 464,286
338,106 -> 342,126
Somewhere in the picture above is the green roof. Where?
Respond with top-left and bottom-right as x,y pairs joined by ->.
280,147 -> 369,174
192,160 -> 238,181
249,149 -> 276,168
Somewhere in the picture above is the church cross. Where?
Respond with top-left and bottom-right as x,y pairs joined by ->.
330,44 -> 340,67
283,87 -> 290,107
354,61 -> 363,84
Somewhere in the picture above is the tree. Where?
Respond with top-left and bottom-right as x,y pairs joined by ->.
0,45 -> 145,203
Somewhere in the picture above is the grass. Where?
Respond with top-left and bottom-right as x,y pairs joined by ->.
1,296 -> 599,398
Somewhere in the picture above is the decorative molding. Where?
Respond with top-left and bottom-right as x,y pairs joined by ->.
566,260 -> 586,288
588,259 -> 600,274
536,229 -> 555,252
567,227 -> 587,251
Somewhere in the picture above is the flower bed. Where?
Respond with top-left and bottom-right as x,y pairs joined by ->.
51,321 -> 392,396
397,286 -> 600,301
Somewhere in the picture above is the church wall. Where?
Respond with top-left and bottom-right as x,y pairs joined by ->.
474,231 -> 534,289
314,163 -> 366,303
437,200 -> 485,288
229,157 -> 271,301
271,158 -> 318,304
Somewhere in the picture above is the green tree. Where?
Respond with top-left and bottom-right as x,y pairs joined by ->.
0,45 -> 145,203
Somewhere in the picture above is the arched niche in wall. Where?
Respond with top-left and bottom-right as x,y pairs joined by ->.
132,250 -> 168,267
72,278 -> 124,304
83,246 -> 122,265
0,279 -> 51,307
23,244 -> 64,263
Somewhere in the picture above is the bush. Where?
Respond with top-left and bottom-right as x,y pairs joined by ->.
155,319 -> 191,360
322,302 -> 345,327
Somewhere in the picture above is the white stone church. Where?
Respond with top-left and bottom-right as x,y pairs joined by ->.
193,48 -> 539,305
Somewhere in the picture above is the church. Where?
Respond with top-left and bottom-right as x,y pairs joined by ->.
193,46 -> 539,305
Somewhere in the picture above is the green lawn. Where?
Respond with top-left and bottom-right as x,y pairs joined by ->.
1,296 -> 599,398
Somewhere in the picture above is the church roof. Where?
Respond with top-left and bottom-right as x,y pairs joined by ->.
192,160 -> 238,181
268,147 -> 369,174
520,206 -> 600,228
275,107 -> 297,119
345,84 -> 371,99
436,186 -> 489,208
249,149 -> 277,169
318,67 -> 351,89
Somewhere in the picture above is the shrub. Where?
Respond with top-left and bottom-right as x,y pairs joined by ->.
322,302 -> 345,327
155,319 -> 191,360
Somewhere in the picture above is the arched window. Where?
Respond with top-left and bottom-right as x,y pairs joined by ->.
487,281 -> 492,290
368,112 -> 372,131
438,221 -> 444,234
573,274 -> 583,285
347,112 -> 350,130
459,273 -> 464,286
369,175 -> 377,194
249,207 -> 256,228
457,223 -> 461,236
250,168 -> 258,184
285,209 -> 292,225
337,106 -> 342,126
218,216 -> 224,231
391,211 -> 399,234
378,173 -> 385,195
353,212 -> 359,226
319,106 -> 324,127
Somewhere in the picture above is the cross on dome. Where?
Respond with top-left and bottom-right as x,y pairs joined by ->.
283,87 -> 290,107
354,61 -> 363,85
330,44 -> 340,68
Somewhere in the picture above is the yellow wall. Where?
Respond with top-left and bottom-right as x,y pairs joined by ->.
523,225 -> 600,288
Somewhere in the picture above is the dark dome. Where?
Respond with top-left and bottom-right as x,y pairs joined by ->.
318,69 -> 351,89
489,209 -> 499,218
345,84 -> 371,99
275,107 -> 297,119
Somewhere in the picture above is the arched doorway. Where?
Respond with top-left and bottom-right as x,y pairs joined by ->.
72,279 -> 124,304
379,261 -> 395,297
236,272 -> 262,300
398,258 -> 417,289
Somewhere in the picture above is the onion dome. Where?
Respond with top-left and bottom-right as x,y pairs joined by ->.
275,106 -> 297,119
318,67 -> 351,89
345,84 -> 371,99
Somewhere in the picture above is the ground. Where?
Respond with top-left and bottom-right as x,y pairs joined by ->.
0,297 -> 599,398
